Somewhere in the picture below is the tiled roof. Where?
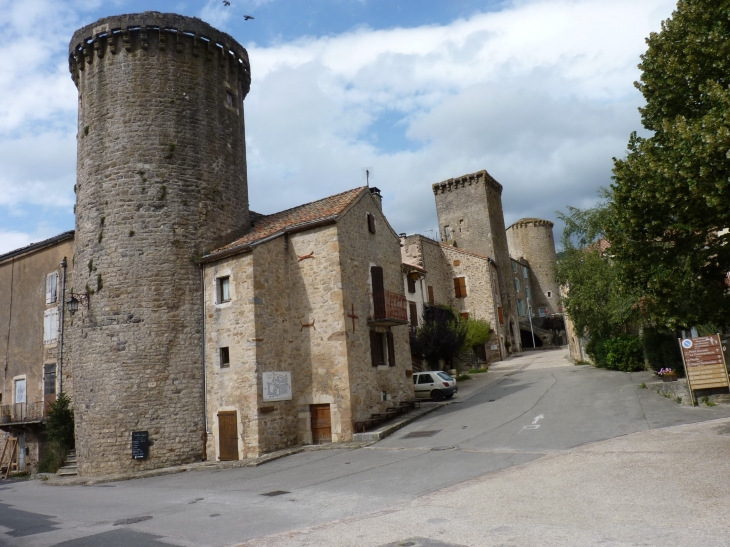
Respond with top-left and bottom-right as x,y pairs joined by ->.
203,187 -> 367,261
0,230 -> 75,264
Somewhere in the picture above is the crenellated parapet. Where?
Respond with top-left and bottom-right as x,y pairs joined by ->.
68,12 -> 251,97
506,218 -> 555,230
432,169 -> 503,196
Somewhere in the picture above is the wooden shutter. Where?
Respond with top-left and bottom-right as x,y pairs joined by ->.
461,312 -> 469,320
386,331 -> 396,367
453,278 -> 461,298
459,277 -> 467,297
367,213 -> 376,234
370,330 -> 379,367
371,266 -> 384,292
407,275 -> 416,294
409,302 -> 418,327
428,286 -> 434,304
498,306 -> 504,324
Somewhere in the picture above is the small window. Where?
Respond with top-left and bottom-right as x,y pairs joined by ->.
367,212 -> 376,234
217,276 -> 230,303
226,90 -> 235,107
547,291 -> 553,298
514,277 -> 521,292
523,266 -> 528,279
15,379 -> 26,404
219,347 -> 230,368
443,225 -> 452,240
526,287 -> 531,301
511,261 -> 518,274
44,364 -> 56,395
370,330 -> 395,367
427,286 -> 434,304
46,272 -> 58,304
409,301 -> 418,327
407,275 -> 416,294
454,277 -> 467,298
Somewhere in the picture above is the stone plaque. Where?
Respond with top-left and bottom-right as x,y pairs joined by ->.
262,372 -> 292,402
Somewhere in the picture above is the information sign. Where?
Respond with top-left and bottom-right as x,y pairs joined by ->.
678,334 -> 730,406
262,372 -> 292,402
131,431 -> 149,460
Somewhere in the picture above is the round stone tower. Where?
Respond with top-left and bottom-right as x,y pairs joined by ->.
506,218 -> 560,315
67,12 -> 251,475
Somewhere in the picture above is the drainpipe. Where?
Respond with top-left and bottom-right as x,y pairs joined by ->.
200,264 -> 208,460
527,297 -> 536,348
58,257 -> 68,395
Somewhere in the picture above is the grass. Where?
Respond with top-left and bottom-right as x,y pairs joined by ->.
675,396 -> 682,404
639,382 -> 647,389
468,367 -> 488,374
574,360 -> 591,366
455,374 -> 472,382
701,396 -> 717,407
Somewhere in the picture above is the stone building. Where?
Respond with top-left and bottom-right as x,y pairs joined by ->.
0,232 -> 74,472
199,187 -> 413,461
0,11 -> 415,475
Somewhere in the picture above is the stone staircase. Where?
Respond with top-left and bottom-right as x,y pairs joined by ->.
58,449 -> 78,477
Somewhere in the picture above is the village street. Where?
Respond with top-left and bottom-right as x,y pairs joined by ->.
2,349 -> 730,547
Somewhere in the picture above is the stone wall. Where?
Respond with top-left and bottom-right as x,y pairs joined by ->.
67,13 -> 251,475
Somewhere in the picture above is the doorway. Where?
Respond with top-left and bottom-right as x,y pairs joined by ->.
310,404 -> 332,444
217,411 -> 239,461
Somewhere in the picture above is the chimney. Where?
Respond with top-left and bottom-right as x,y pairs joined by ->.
369,187 -> 382,210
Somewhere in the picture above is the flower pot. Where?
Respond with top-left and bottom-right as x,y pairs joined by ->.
662,374 -> 678,382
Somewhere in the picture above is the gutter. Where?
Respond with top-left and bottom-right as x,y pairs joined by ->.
198,217 -> 338,265
0,231 -> 74,265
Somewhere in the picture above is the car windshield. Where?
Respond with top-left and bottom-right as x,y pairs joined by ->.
436,372 -> 453,381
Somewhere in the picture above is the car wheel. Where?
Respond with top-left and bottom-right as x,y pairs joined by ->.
431,390 -> 445,401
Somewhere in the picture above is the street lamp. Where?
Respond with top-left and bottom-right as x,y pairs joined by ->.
66,291 -> 90,315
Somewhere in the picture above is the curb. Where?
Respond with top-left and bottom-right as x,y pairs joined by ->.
352,404 -> 444,442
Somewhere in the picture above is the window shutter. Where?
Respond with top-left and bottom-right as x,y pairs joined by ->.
498,306 -> 504,324
407,275 -> 416,294
367,213 -> 376,234
386,331 -> 396,367
371,266 -> 384,293
460,277 -> 467,297
46,274 -> 53,304
51,273 -> 58,303
43,310 -> 51,344
409,302 -> 418,327
51,307 -> 59,342
453,278 -> 461,298
428,286 -> 434,304
370,330 -> 379,367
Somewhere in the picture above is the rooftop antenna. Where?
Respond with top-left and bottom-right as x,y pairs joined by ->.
362,166 -> 374,188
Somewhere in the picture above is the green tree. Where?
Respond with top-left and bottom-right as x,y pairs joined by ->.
410,305 -> 467,368
46,392 -> 75,452
609,0 -> 730,329
462,317 -> 491,350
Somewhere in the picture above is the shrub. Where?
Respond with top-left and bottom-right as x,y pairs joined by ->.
45,393 -> 75,452
37,444 -> 66,474
642,328 -> 684,377
587,335 -> 644,372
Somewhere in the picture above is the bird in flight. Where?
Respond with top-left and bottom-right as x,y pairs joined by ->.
222,1 -> 230,6
243,15 -> 255,20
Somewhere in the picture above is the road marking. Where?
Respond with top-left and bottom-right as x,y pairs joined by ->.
532,414 -> 544,425
519,415 -> 545,433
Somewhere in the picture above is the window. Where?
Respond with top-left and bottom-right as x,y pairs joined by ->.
539,306 -> 549,317
522,266 -> 528,279
453,277 -> 467,298
547,291 -> 553,298
511,261 -> 518,274
217,276 -> 230,303
44,364 -> 56,395
225,90 -> 237,109
427,285 -> 434,304
14,379 -> 26,404
367,212 -> 376,234
437,372 -> 453,381
46,272 -> 58,304
517,300 -> 526,317
219,347 -> 230,368
417,374 -> 433,384
514,277 -> 521,292
407,275 -> 416,294
43,307 -> 59,344
443,225 -> 451,240
370,330 -> 395,367
526,287 -> 531,301
409,301 -> 418,327
498,306 -> 504,324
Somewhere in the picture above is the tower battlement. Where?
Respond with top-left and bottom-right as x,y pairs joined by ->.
432,169 -> 503,196
68,12 -> 250,96
507,218 -> 554,230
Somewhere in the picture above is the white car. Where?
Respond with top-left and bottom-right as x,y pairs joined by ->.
412,371 -> 457,401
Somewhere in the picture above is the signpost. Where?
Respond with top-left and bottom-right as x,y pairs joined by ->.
678,334 -> 730,406
131,431 -> 149,460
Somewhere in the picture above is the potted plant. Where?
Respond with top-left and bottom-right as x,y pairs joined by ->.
658,368 -> 678,382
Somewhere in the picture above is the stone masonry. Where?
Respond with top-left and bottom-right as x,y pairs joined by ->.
67,13 -> 251,475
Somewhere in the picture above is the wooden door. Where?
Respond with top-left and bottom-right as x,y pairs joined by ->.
218,411 -> 239,461
310,404 -> 332,444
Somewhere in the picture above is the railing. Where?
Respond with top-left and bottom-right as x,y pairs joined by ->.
0,402 -> 45,424
371,290 -> 408,324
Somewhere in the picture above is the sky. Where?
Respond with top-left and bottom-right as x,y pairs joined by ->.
0,0 -> 678,254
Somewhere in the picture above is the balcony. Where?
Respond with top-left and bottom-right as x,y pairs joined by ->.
0,402 -> 45,426
369,290 -> 409,326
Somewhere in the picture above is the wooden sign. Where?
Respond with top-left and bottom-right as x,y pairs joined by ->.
679,334 -> 730,406
131,431 -> 149,460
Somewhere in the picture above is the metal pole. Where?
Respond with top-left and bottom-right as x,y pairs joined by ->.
679,337 -> 695,407
527,298 -> 536,348
58,257 -> 68,395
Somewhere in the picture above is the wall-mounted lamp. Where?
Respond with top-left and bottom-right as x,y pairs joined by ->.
66,291 -> 90,315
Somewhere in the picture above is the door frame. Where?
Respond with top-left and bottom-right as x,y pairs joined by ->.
217,410 -> 240,461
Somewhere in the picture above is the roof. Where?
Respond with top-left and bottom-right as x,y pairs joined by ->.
202,187 -> 368,262
0,231 -> 75,264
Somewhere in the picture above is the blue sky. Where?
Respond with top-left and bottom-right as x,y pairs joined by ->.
0,0 -> 676,253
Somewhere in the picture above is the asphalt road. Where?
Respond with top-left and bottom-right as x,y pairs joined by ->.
2,349 -> 729,547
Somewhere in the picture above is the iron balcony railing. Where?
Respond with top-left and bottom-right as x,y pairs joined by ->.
370,290 -> 408,324
0,402 -> 45,425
